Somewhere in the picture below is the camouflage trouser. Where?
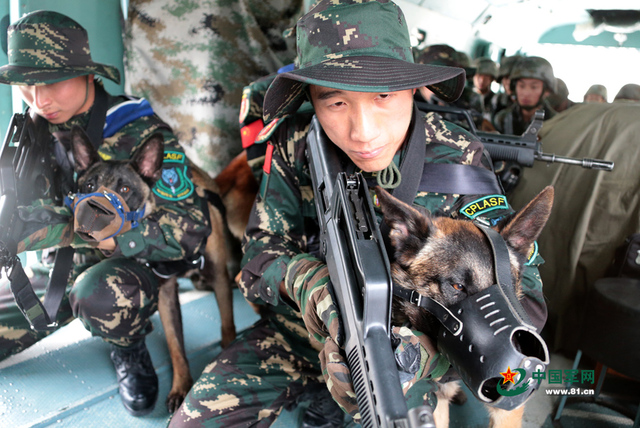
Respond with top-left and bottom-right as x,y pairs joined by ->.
0,256 -> 159,360
169,312 -> 439,428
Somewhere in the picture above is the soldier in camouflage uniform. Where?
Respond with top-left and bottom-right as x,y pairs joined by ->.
472,57 -> 499,121
0,11 -> 210,416
545,77 -> 574,113
413,44 -> 484,129
614,83 -> 640,101
169,1 -> 549,427
491,54 -> 521,118
123,0 -> 303,177
583,84 -> 608,103
493,56 -> 558,135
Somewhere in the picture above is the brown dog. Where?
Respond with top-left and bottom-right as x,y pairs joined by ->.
69,126 -> 257,413
158,152 -> 257,412
376,185 -> 554,428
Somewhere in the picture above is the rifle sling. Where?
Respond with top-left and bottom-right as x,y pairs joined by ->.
87,83 -> 109,149
8,259 -> 47,330
9,247 -> 75,330
388,104 -> 426,205
377,105 -> 426,252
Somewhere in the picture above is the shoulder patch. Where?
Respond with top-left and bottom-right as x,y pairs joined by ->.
239,86 -> 251,124
460,194 -> 509,219
525,241 -> 539,266
152,150 -> 195,201
255,118 -> 283,144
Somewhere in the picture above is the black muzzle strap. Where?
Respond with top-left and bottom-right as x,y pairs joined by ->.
392,285 -> 463,336
474,223 -> 534,328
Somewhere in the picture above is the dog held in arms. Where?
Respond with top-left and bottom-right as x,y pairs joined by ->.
69,125 -> 257,412
375,185 -> 554,428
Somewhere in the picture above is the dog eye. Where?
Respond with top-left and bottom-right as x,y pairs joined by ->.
452,283 -> 465,292
85,182 -> 95,192
119,186 -> 130,194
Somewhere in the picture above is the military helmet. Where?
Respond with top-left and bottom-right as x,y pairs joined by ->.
509,56 -> 556,94
584,84 -> 608,100
415,44 -> 476,78
614,83 -> 640,101
497,55 -> 522,82
554,78 -> 569,100
473,57 -> 498,79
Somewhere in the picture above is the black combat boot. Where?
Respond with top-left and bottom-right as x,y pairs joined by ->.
110,340 -> 158,416
301,384 -> 345,428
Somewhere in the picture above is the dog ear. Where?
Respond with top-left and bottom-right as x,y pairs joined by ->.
132,134 -> 165,184
375,186 -> 433,258
498,186 -> 554,257
70,125 -> 100,173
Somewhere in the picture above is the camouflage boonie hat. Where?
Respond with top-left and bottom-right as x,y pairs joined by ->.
263,0 -> 465,122
0,10 -> 121,86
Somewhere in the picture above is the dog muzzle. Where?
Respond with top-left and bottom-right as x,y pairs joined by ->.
64,186 -> 146,242
393,223 -> 549,411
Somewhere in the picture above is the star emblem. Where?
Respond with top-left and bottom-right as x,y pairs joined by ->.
500,367 -> 518,384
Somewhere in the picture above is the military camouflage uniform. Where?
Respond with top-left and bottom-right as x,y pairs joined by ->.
169,107 -> 547,426
491,55 -> 521,120
413,45 -> 484,129
472,58 -> 499,122
0,81 -> 211,359
493,56 -> 558,135
123,0 -> 303,177
170,1 -> 546,425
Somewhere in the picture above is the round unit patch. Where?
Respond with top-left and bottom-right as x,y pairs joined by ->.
153,151 -> 194,201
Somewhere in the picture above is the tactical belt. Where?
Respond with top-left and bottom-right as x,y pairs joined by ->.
10,83 -> 109,331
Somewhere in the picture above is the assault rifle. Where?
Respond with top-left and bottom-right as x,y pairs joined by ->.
0,112 -> 72,331
306,116 -> 435,428
415,101 -> 614,171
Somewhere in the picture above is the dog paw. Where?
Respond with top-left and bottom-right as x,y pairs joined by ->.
166,389 -> 189,414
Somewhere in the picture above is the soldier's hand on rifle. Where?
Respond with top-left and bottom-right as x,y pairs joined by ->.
284,254 -> 441,422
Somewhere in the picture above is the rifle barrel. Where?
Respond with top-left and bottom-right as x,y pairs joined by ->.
535,153 -> 614,171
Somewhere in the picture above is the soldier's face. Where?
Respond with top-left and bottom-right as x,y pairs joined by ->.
473,74 -> 493,93
584,93 -> 606,103
309,85 -> 414,172
515,78 -> 545,110
18,75 -> 94,124
502,77 -> 512,95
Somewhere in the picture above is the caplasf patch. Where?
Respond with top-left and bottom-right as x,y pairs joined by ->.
460,195 -> 509,219
525,241 -> 539,266
153,151 -> 194,201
